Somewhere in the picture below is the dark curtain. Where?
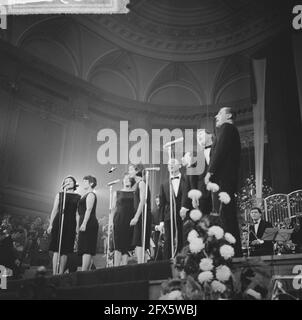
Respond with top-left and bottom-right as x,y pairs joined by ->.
251,13 -> 302,194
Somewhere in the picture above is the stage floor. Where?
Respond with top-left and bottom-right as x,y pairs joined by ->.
2,253 -> 301,300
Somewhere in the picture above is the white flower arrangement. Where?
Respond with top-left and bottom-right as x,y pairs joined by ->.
187,229 -> 199,243
190,209 -> 202,222
224,232 -> 236,244
208,226 -> 224,240
198,271 -> 213,284
215,265 -> 232,282
188,189 -> 202,200
219,245 -> 235,260
206,182 -> 220,193
199,258 -> 214,271
189,237 -> 205,253
211,280 -> 226,293
218,192 -> 231,204
160,290 -> 183,300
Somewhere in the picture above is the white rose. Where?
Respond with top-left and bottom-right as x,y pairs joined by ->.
211,280 -> 226,293
189,237 -> 205,254
218,192 -> 231,204
215,265 -> 232,282
224,232 -> 236,244
168,290 -> 183,300
198,271 -> 213,284
220,245 -> 235,260
208,226 -> 224,240
188,189 -> 202,200
159,290 -> 183,300
206,182 -> 220,193
190,209 -> 202,222
199,258 -> 214,271
187,229 -> 199,243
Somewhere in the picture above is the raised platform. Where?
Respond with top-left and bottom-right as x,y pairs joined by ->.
1,254 -> 301,300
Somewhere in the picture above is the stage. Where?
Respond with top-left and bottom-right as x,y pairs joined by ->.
0,253 -> 301,300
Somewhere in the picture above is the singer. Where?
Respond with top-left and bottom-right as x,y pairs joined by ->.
128,164 -> 152,264
77,175 -> 99,271
48,176 -> 81,275
112,173 -> 135,266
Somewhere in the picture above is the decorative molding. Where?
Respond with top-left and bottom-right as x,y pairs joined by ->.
78,2 -> 285,61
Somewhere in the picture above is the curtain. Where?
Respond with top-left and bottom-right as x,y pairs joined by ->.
252,59 -> 266,204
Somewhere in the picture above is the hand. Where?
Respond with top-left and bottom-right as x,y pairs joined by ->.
192,199 -> 199,209
158,222 -> 164,233
180,207 -> 189,220
130,217 -> 138,226
251,239 -> 263,246
79,223 -> 86,232
47,225 -> 52,234
204,172 -> 211,185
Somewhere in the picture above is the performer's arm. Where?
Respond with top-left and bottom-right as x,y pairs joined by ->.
79,193 -> 96,232
47,193 -> 59,234
159,183 -> 166,223
130,181 -> 146,225
111,191 -> 117,218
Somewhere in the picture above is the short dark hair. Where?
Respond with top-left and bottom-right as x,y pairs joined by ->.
250,207 -> 262,214
83,175 -> 97,188
130,163 -> 145,177
62,176 -> 78,191
224,106 -> 237,121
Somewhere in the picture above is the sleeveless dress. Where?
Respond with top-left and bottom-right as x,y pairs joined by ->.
49,192 -> 81,254
113,190 -> 135,254
132,182 -> 152,250
77,192 -> 99,256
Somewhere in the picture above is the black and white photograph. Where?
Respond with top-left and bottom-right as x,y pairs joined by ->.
0,0 -> 302,302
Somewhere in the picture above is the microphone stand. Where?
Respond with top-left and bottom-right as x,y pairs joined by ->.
55,186 -> 67,275
106,185 -> 114,267
167,146 -> 178,259
142,170 -> 149,263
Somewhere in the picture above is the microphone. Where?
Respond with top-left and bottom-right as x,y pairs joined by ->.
107,179 -> 120,186
163,137 -> 184,149
61,182 -> 79,189
144,167 -> 160,171
108,167 -> 117,173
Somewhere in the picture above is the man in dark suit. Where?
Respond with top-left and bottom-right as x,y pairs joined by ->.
151,195 -> 162,260
180,130 -> 213,219
159,158 -> 185,260
249,207 -> 273,256
205,106 -> 242,256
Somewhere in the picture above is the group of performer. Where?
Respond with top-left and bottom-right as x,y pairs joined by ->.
48,106 -> 245,272
111,106 -> 243,262
48,175 -> 98,274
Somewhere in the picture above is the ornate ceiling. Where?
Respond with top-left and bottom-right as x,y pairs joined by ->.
79,0 -> 285,61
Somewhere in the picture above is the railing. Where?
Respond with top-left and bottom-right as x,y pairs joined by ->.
264,190 -> 302,226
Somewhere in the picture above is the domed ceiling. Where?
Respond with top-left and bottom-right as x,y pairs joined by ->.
83,0 -> 284,60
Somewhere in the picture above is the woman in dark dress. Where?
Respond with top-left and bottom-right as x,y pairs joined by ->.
48,176 -> 80,275
113,173 -> 135,266
128,164 -> 152,264
77,175 -> 98,271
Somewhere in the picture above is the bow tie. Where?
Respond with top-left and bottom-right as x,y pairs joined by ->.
253,220 -> 260,225
171,176 -> 180,180
205,145 -> 211,149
